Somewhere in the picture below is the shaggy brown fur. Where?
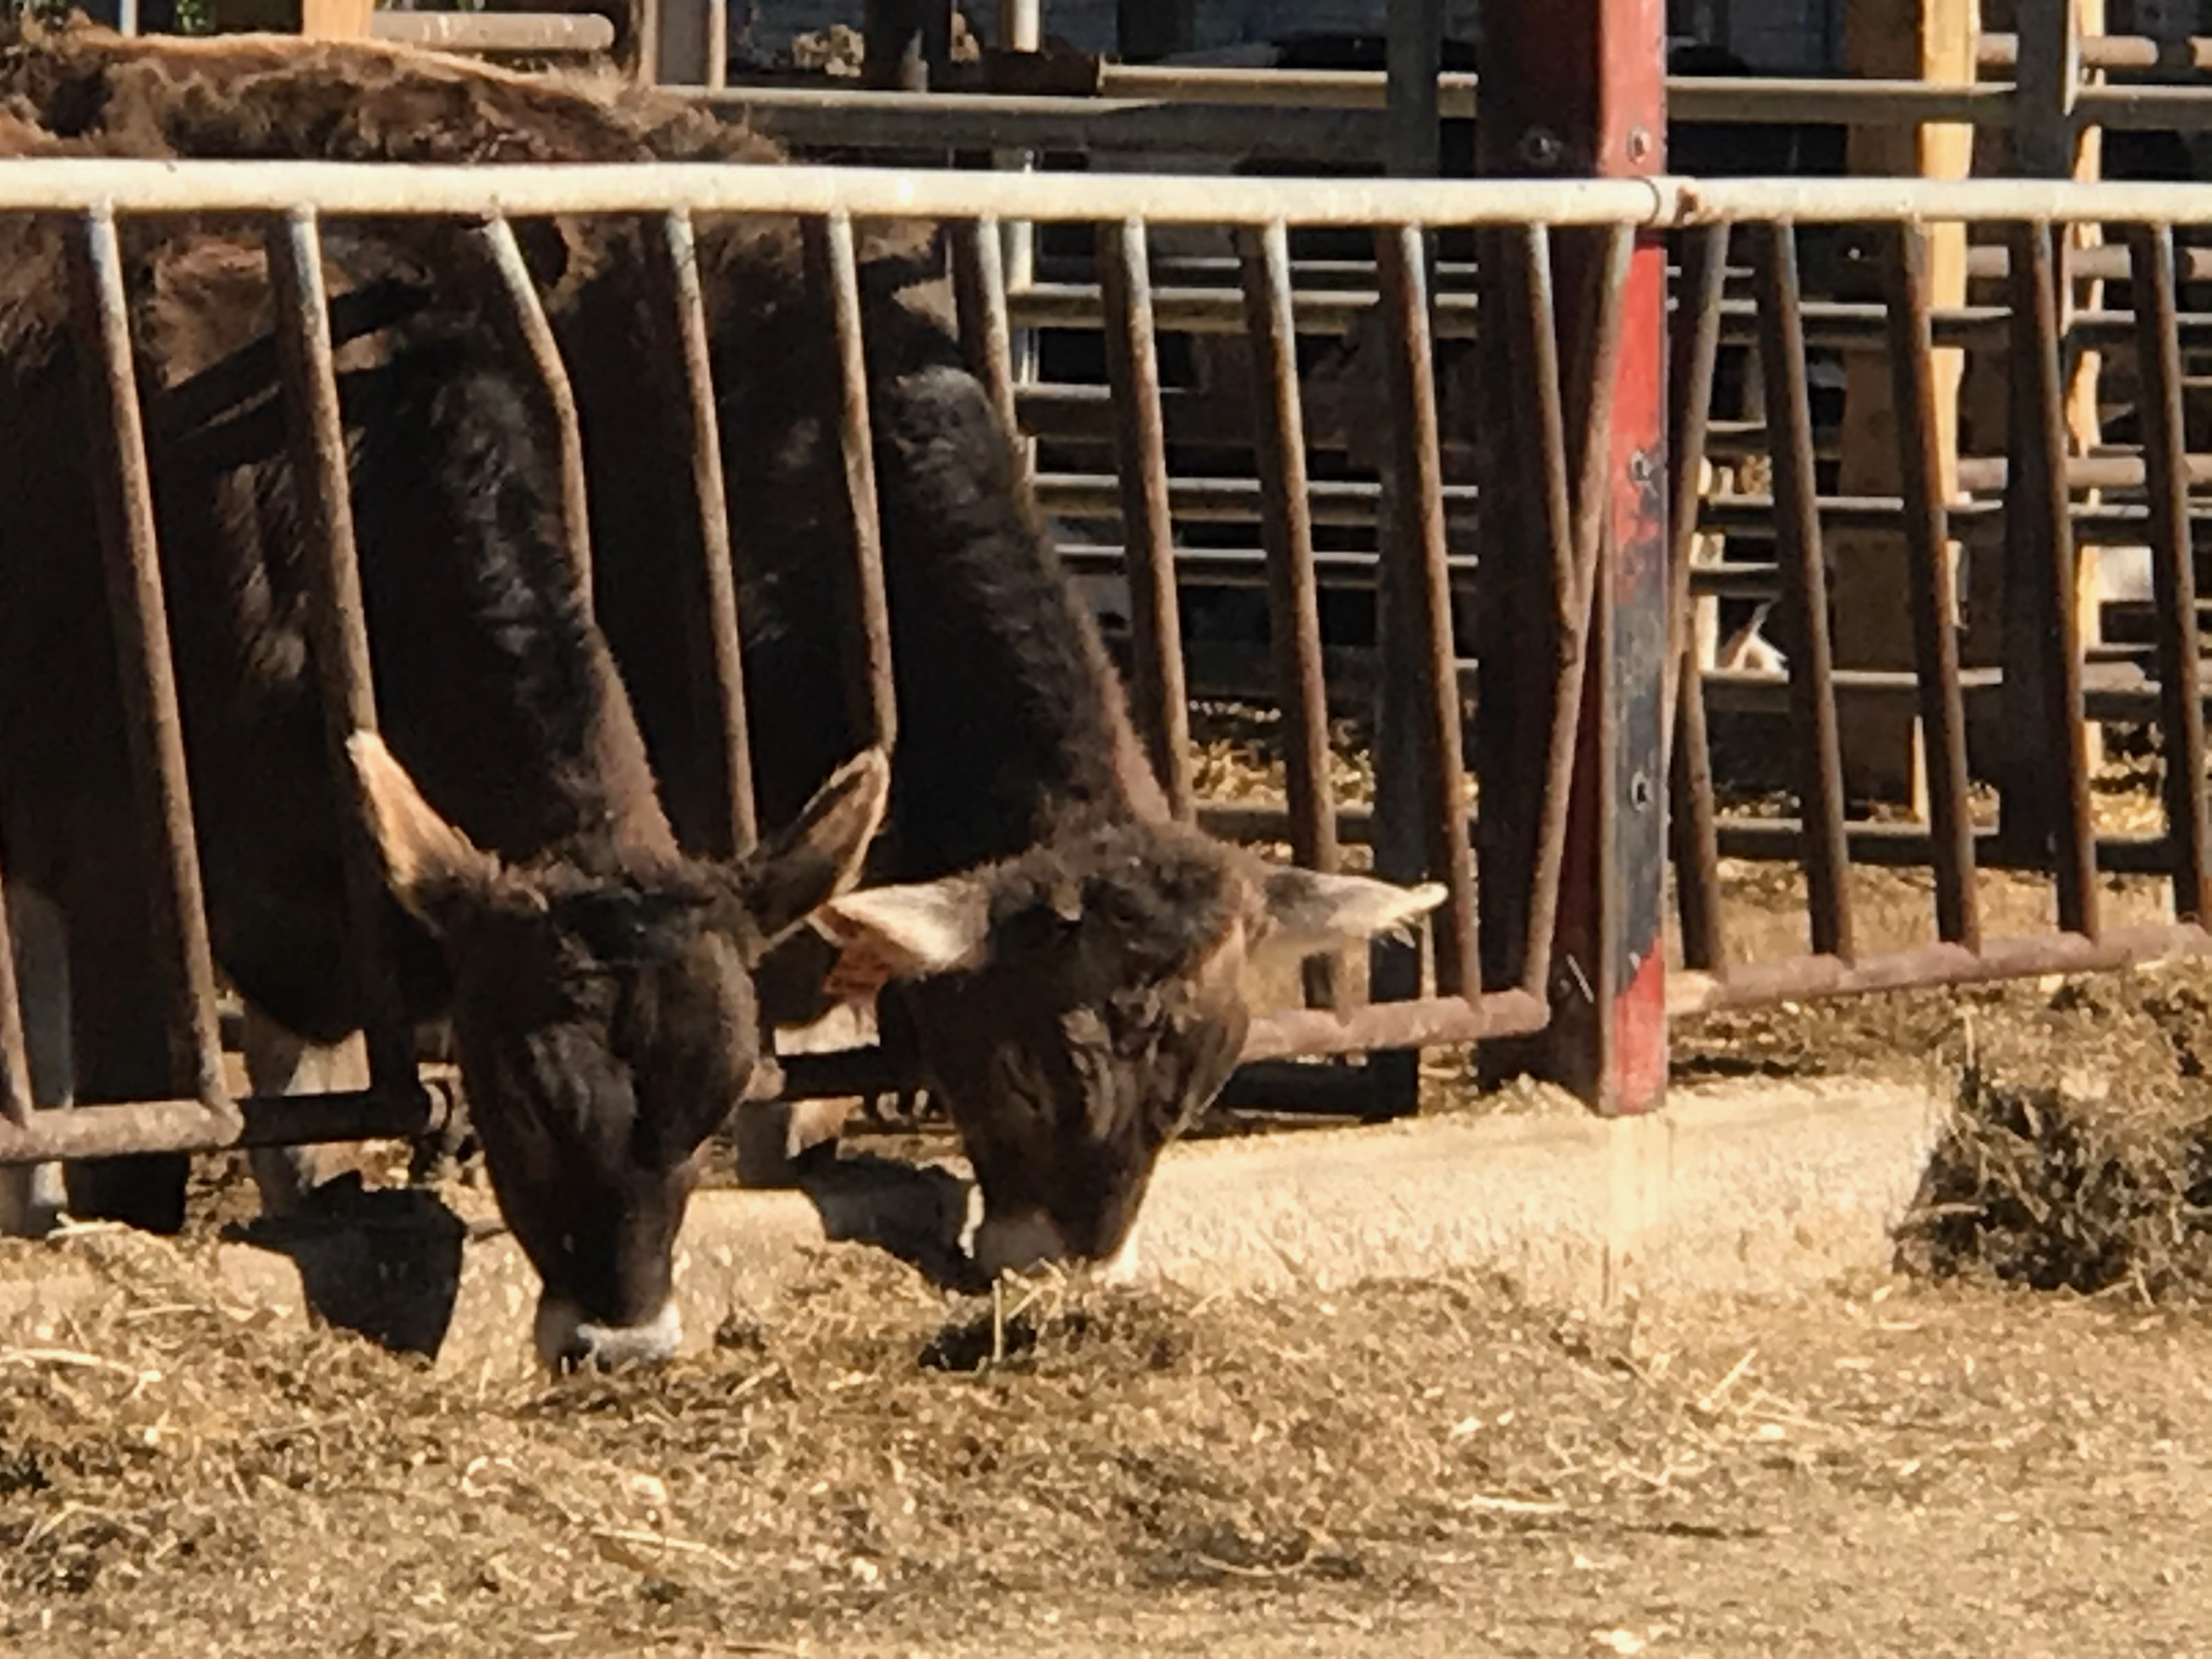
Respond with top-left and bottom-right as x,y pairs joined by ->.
0,31 -> 890,1363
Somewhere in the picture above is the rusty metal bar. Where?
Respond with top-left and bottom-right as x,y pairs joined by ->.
472,216 -> 596,614
2010,219 -> 2101,938
2128,222 -> 2212,926
1982,30 -> 2212,72
1885,223 -> 1982,951
1515,223 -> 1632,997
0,869 -> 29,1130
1237,989 -> 1547,1063
1374,224 -> 1477,999
1666,223 -> 1729,746
805,211 -> 900,756
1667,223 -> 1730,974
0,1082 -> 456,1166
65,207 -> 230,1116
1097,216 -> 1196,821
264,207 -> 421,1101
1039,471 -> 2212,542
1671,924 -> 2212,1018
1237,219 -> 1342,1009
950,215 -> 1022,445
649,207 -> 758,857
1753,223 -> 1854,963
769,989 -> 1552,1099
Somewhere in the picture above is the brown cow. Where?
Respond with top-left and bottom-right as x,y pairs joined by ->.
0,94 -> 890,1368
0,29 -> 1448,1285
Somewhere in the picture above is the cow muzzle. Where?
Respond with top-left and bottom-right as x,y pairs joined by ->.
972,1209 -> 1145,1286
533,1294 -> 684,1372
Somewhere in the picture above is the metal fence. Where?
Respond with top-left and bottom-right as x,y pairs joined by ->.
3,161 -> 2212,1167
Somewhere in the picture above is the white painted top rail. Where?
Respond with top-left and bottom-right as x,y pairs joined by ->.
7,160 -> 2212,227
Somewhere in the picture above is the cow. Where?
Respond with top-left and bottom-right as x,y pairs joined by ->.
2,27 -> 1448,1286
0,86 -> 893,1370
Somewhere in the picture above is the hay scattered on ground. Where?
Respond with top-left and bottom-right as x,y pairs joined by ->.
9,1231 -> 2212,1657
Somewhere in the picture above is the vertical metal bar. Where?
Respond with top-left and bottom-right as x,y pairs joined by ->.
65,207 -> 228,1115
705,0 -> 729,89
264,207 -> 418,1102
1097,216 -> 1195,821
2010,218 -> 2100,936
1237,219 -> 1343,1010
2127,223 -> 2212,923
649,207 -> 758,857
1375,224 -> 1476,998
1752,223 -> 1854,962
1886,222 -> 1982,950
1665,222 -> 1729,971
473,216 -> 595,617
1521,224 -> 1632,992
0,867 -> 30,1129
950,215 -> 1021,449
1668,661 -> 1726,970
1664,224 -> 1728,747
804,211 -> 900,757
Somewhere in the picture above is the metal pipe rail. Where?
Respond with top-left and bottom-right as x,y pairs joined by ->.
1085,40 -> 2212,109
370,12 -> 616,54
19,161 -> 2212,228
704,73 -> 2212,156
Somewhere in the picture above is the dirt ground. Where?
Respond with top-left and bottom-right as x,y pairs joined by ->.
5,1234 -> 2212,1659
12,718 -> 2212,1655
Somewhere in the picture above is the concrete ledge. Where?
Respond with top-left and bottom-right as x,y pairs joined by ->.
3,1077 -> 1945,1374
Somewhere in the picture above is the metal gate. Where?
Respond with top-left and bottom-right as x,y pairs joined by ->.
4,161 -> 2212,1170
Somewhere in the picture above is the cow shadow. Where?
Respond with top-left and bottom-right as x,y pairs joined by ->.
224,1148 -> 984,1361
224,1175 -> 467,1358
787,1147 -> 987,1294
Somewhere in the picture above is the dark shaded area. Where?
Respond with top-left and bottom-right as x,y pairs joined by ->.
227,1176 -> 467,1357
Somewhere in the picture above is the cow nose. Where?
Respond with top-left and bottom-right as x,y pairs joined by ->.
972,1210 -> 1070,1278
533,1295 -> 684,1372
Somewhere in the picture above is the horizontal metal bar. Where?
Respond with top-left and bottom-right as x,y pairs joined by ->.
1669,924 -> 2212,1018
1197,800 -> 2208,882
370,12 -> 615,52
772,989 -> 1549,1102
1039,470 -> 1476,527
1047,475 -> 2212,546
1102,50 -> 2212,109
1699,494 -> 2212,548
0,1085 -> 448,1166
1707,817 -> 2194,875
1978,31 -> 2212,72
20,160 -> 2212,230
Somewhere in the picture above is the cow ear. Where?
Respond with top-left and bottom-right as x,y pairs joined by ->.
739,747 -> 893,946
347,731 -> 500,936
1248,866 -> 1448,968
812,875 -> 994,979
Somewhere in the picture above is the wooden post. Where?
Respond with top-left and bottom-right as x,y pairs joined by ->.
1475,0 -> 1669,1116
1829,0 -> 1978,809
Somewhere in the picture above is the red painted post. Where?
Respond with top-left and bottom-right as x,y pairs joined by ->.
1474,0 -> 1668,1114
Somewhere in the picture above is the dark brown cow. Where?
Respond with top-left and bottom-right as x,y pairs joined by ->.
0,93 -> 890,1367
0,29 -> 1446,1284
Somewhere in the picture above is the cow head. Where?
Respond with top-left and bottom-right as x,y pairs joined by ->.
348,733 -> 889,1372
814,819 -> 1445,1279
